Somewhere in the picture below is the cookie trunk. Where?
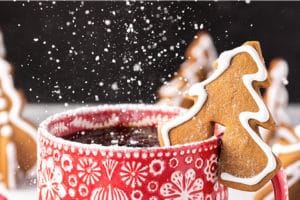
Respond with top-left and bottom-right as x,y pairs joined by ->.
218,126 -> 281,191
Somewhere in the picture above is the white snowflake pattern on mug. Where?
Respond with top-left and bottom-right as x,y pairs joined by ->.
61,154 -> 73,172
53,149 -> 61,161
78,184 -> 89,197
68,174 -> 78,187
160,168 -> 204,200
204,154 -> 218,183
77,157 -> 101,185
169,157 -> 179,168
147,181 -> 159,192
38,157 -> 66,200
131,190 -> 143,200
195,158 -> 204,169
185,156 -> 193,164
120,161 -> 148,188
149,159 -> 165,176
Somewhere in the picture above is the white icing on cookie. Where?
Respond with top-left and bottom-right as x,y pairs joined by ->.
161,44 -> 277,186
272,143 -> 300,155
0,30 -> 6,58
158,33 -> 217,106
159,78 -> 183,97
0,58 -> 36,141
0,58 -> 37,185
189,34 -> 217,73
0,98 -> 7,110
265,60 -> 290,125
0,112 -> 9,125
275,127 -> 298,144
294,125 -> 300,138
272,143 -> 300,199
1,125 -> 12,137
6,142 -> 17,189
283,160 -> 300,191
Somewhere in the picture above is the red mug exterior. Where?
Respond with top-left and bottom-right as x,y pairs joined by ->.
0,193 -> 7,200
37,104 -> 227,200
37,104 -> 288,200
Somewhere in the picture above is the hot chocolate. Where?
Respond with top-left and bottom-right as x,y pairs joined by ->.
63,126 -> 158,147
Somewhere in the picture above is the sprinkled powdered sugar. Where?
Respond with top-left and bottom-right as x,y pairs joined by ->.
39,104 -> 220,152
161,45 -> 277,186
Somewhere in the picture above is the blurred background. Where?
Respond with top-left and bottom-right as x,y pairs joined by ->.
0,1 -> 300,104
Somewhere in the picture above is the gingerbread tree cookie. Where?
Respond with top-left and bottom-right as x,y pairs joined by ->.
0,33 -> 37,189
158,41 -> 281,191
157,32 -> 217,108
255,59 -> 300,200
263,59 -> 300,144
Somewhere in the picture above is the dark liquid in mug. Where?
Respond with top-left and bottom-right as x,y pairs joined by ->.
63,126 -> 159,147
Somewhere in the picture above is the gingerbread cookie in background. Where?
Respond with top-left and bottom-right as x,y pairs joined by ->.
158,41 -> 281,191
0,31 -> 37,189
262,58 -> 300,144
254,59 -> 300,200
157,32 -> 217,108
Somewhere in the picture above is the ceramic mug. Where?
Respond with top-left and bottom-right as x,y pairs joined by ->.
0,193 -> 6,200
37,104 -> 287,200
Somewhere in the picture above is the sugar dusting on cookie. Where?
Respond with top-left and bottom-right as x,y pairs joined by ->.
265,59 -> 290,125
219,45 -> 277,186
157,32 -> 217,108
159,41 -> 280,191
262,59 -> 300,145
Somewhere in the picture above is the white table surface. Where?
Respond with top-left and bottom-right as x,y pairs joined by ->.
2,103 -> 300,200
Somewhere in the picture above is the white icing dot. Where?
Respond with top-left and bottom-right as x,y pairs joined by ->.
1,125 -> 12,136
0,98 -> 7,110
0,111 -> 9,124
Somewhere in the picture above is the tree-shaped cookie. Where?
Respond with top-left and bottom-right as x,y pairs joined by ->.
158,41 -> 281,191
0,35 -> 37,188
263,59 -> 300,144
255,59 -> 300,200
157,32 -> 217,108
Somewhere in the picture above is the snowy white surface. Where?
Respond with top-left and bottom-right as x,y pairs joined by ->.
2,103 -> 300,200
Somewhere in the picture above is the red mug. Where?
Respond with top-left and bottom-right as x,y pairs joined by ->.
37,104 -> 287,200
0,193 -> 6,200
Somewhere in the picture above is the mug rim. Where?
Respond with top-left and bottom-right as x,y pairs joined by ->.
38,103 -> 220,151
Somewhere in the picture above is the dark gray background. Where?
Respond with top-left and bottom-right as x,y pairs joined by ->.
0,1 -> 299,104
